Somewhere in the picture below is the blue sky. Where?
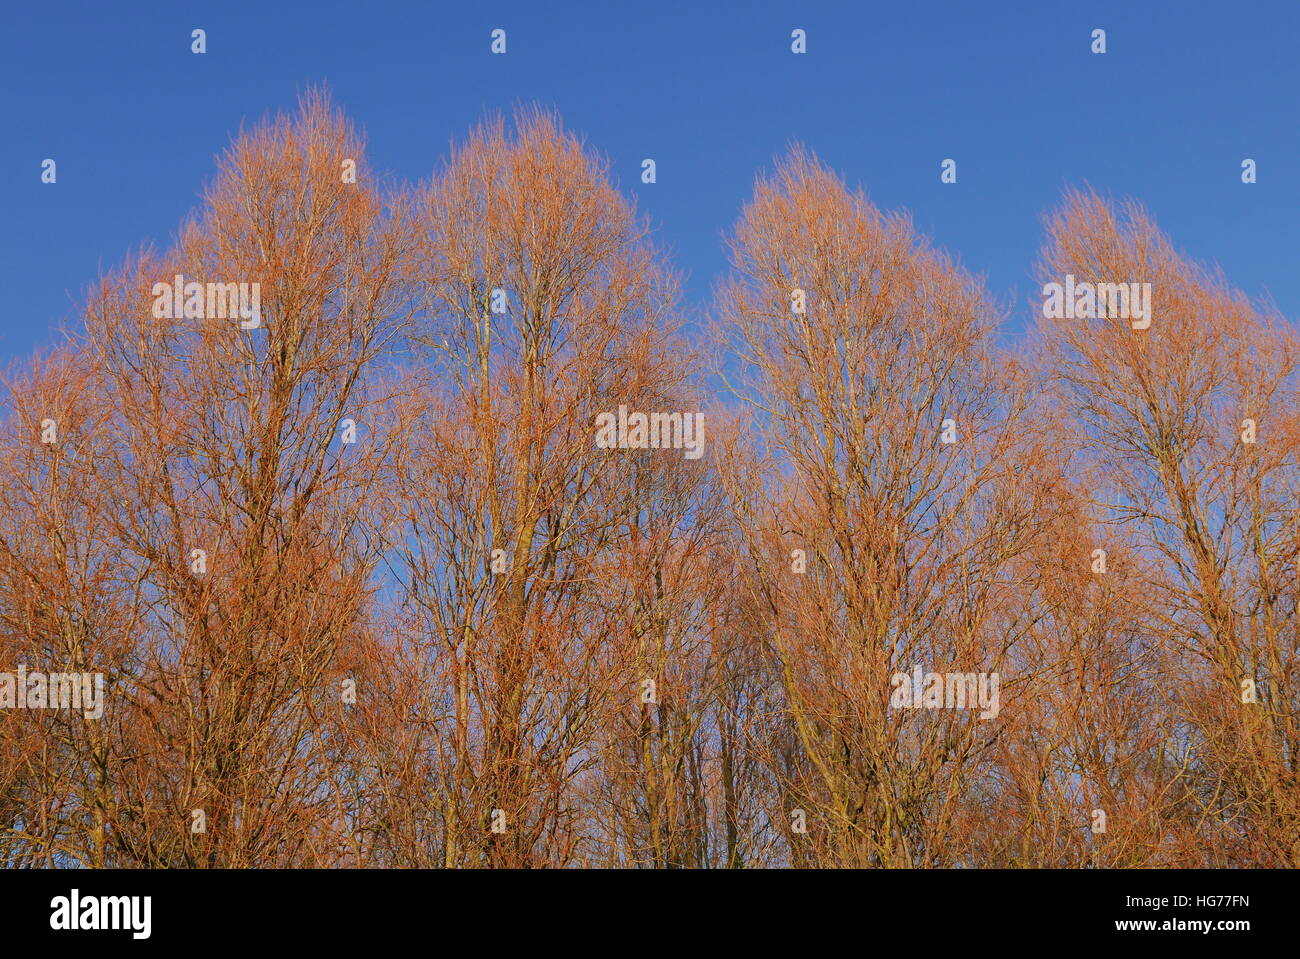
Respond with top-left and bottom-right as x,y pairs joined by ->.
3,0 -> 1298,362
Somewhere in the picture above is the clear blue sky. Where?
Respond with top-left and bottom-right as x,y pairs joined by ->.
3,0 -> 1298,362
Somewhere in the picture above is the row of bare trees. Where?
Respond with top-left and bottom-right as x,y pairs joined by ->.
1,93 -> 1295,867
